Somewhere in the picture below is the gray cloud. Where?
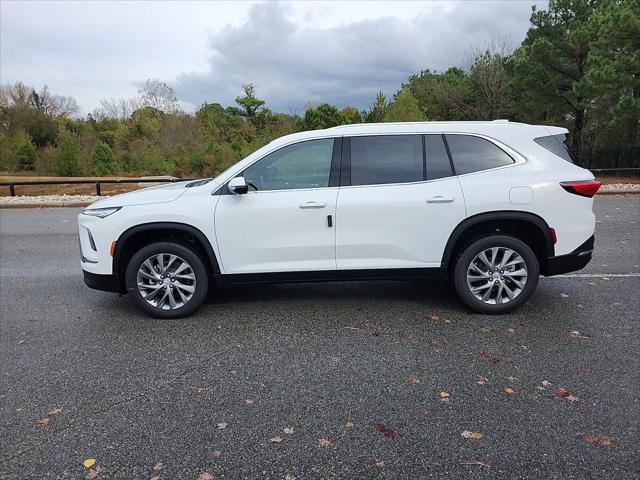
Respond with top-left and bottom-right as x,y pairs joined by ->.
173,1 -> 542,113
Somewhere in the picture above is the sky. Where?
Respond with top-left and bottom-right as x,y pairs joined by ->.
0,0 -> 547,116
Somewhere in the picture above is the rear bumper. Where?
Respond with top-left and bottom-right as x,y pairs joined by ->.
83,270 -> 121,293
545,235 -> 594,276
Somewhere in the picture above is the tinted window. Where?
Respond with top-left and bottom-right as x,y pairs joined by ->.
534,134 -> 574,163
350,135 -> 423,186
425,135 -> 453,180
446,135 -> 514,175
243,139 -> 334,191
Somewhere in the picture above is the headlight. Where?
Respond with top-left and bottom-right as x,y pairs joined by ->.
81,207 -> 121,218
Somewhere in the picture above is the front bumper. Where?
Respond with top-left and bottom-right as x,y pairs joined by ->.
83,270 -> 121,293
545,235 -> 594,276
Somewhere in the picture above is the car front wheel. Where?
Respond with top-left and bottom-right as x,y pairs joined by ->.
125,242 -> 209,318
453,235 -> 539,314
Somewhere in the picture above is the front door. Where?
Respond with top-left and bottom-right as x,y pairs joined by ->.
214,138 -> 339,274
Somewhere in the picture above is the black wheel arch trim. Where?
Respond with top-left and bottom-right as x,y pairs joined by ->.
112,222 -> 221,292
441,210 -> 555,269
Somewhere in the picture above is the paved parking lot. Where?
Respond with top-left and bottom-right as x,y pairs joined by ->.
1,196 -> 639,479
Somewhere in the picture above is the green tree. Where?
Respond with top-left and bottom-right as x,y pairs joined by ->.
90,140 -> 117,176
384,90 -> 423,122
587,0 -> 640,142
364,92 -> 389,122
235,84 -> 265,118
300,103 -> 344,130
341,106 -> 363,124
54,129 -> 82,176
11,131 -> 37,170
513,0 -> 600,154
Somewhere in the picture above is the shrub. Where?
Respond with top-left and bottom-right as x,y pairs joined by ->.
90,141 -> 117,176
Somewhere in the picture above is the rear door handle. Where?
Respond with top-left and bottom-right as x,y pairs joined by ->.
299,201 -> 327,209
426,195 -> 454,204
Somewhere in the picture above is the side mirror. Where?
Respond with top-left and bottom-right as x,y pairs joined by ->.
228,176 -> 248,195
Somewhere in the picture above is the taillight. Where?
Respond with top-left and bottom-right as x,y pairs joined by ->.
560,180 -> 601,198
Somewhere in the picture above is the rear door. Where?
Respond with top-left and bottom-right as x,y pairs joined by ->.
336,134 -> 466,270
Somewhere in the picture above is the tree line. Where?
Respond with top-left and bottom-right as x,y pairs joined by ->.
0,0 -> 637,178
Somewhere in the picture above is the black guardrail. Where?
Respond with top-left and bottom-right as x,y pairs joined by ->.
0,178 -> 195,196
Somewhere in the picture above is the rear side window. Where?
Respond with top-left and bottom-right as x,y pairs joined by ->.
425,135 -> 453,180
446,134 -> 514,175
350,135 -> 423,186
534,134 -> 574,163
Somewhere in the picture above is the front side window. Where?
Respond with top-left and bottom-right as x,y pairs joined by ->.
243,139 -> 334,191
446,134 -> 514,175
350,135 -> 423,186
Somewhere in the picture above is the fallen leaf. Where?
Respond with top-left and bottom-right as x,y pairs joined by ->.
244,399 -> 254,406
461,430 -> 483,440
284,426 -> 294,435
520,345 -> 530,352
150,477 -> 160,480
479,327 -> 491,333
152,462 -> 163,471
560,293 -> 569,298
504,387 -> 515,394
197,473 -> 214,480
271,436 -> 283,443
581,367 -> 593,374
505,328 -> 515,334
373,423 -> 396,439
371,330 -> 380,337
83,458 -> 96,469
461,460 -> 491,468
420,406 -> 430,416
375,460 -> 385,468
541,380 -> 552,387
399,330 -> 408,340
569,330 -> 590,339
216,422 -> 228,429
212,450 -> 222,457
429,315 -> 440,321
318,438 -> 332,447
85,466 -> 104,480
332,356 -> 344,364
284,475 -> 296,480
406,375 -> 421,385
439,391 -> 449,399
35,417 -> 50,427
228,369 -> 237,376
583,434 -> 614,446
383,356 -> 392,363
507,376 -> 519,383
480,351 -> 501,364
476,376 -> 487,385
555,388 -> 580,403
345,421 -> 354,429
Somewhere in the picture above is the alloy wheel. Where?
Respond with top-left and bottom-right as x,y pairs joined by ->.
466,247 -> 528,305
136,253 -> 196,310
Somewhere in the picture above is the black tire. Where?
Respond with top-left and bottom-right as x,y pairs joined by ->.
453,235 -> 539,314
125,241 -> 209,319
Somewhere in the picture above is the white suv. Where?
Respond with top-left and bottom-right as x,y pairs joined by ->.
78,121 -> 600,318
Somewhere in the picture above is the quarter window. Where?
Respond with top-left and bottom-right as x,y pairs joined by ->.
445,135 -> 514,175
243,139 -> 334,191
350,135 -> 423,186
425,135 -> 453,180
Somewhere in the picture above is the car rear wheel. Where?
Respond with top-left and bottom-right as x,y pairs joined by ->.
125,242 -> 208,319
453,235 -> 539,314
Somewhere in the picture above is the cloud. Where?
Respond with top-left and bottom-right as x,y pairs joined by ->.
173,1 -> 540,113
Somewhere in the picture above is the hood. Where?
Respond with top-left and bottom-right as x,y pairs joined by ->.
87,181 -> 190,209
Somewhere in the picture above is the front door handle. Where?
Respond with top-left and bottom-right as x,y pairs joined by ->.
426,195 -> 454,204
299,201 -> 327,209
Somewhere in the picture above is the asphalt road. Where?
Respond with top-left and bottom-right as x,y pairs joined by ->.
1,196 -> 639,480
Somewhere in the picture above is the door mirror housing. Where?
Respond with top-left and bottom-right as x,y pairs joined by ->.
228,176 -> 248,195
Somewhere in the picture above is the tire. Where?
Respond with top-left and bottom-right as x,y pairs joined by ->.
125,241 -> 209,319
453,235 -> 539,314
